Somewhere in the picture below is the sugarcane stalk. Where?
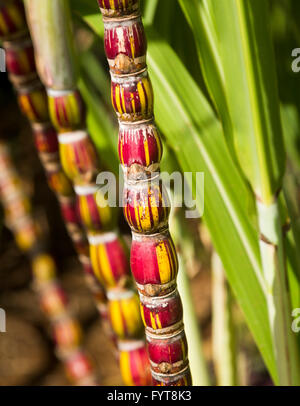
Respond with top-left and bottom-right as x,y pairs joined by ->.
94,0 -> 192,386
0,0 -> 113,344
212,252 -> 237,386
24,0 -> 151,386
0,139 -> 96,385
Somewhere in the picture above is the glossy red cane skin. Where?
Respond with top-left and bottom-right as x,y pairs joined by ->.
98,0 -> 139,17
147,330 -> 188,373
111,71 -> 153,122
131,231 -> 178,290
140,290 -> 183,332
0,0 -> 27,40
118,122 -> 162,168
33,124 -> 59,155
104,17 -> 146,74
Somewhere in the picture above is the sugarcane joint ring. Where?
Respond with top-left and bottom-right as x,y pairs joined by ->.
151,359 -> 188,375
151,364 -> 190,381
17,78 -> 44,94
136,280 -> 177,297
118,339 -> 145,352
145,325 -> 185,341
3,36 -> 32,50
110,67 -> 147,81
103,13 -> 141,25
145,320 -> 183,337
124,171 -> 161,186
119,118 -> 154,128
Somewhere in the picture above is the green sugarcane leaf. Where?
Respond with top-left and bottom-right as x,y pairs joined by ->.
178,0 -> 234,153
202,0 -> 286,205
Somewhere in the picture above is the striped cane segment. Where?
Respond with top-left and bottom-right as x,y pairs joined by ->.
24,0 -> 151,385
96,0 -> 192,385
0,141 -> 97,385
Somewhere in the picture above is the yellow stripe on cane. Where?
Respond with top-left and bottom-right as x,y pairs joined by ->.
115,85 -> 123,115
110,300 -> 125,338
143,139 -> 150,167
156,241 -> 171,284
98,243 -> 115,287
120,351 -> 135,386
142,78 -> 153,114
137,81 -> 146,115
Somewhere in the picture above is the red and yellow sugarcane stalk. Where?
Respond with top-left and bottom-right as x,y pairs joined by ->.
0,0 -> 110,333
95,0 -> 192,386
24,0 -> 151,386
0,139 -> 96,385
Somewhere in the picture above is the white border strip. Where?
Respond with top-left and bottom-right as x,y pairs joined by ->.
107,289 -> 135,301
118,340 -> 145,352
58,130 -> 88,144
74,184 -> 98,196
88,232 -> 118,246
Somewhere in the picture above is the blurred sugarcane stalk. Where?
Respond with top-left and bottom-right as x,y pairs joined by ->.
212,252 -> 237,386
0,139 -> 96,385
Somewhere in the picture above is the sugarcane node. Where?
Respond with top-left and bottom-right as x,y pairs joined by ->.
125,163 -> 160,179
98,0 -> 140,18
102,14 -> 141,23
259,232 -> 276,246
37,152 -> 60,166
151,364 -> 192,386
137,280 -> 177,297
8,71 -> 37,88
118,339 -> 146,352
151,359 -> 188,375
282,221 -> 291,234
